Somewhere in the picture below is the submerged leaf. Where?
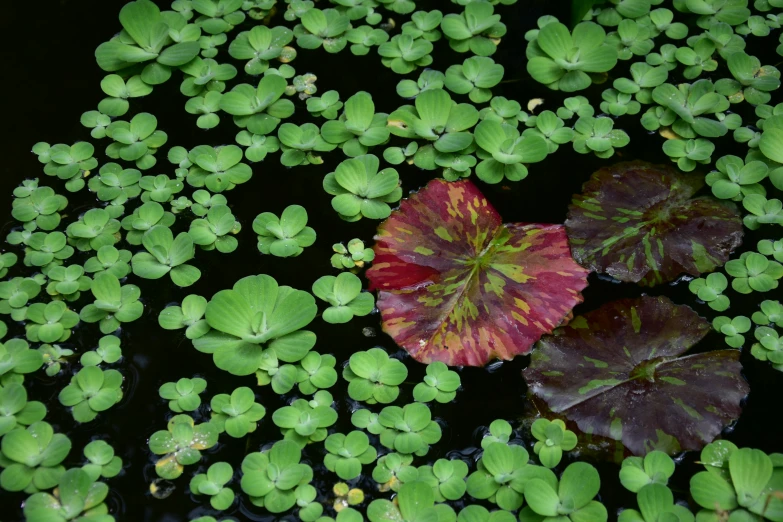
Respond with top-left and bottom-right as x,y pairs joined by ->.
565,161 -> 743,286
524,295 -> 749,456
366,179 -> 589,366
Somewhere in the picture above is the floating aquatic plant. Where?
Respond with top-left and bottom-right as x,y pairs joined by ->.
367,178 -> 589,366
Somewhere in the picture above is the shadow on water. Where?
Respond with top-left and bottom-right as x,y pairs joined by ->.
1,0 -> 783,520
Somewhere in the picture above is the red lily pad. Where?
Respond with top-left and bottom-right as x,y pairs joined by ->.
523,295 -> 749,456
366,179 -> 590,367
565,161 -> 743,286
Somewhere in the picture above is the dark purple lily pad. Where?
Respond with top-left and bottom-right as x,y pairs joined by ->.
565,161 -> 743,286
523,295 -> 749,456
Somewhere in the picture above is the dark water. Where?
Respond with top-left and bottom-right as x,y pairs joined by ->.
2,0 -> 782,520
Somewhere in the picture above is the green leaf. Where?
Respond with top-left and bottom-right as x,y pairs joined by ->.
729,448 -> 772,506
524,479 -> 560,517
572,0 -> 598,26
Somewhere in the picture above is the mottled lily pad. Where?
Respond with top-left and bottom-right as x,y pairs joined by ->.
565,161 -> 743,286
366,179 -> 589,367
523,295 -> 749,456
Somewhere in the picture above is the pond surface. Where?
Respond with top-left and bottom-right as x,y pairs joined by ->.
2,0 -> 782,521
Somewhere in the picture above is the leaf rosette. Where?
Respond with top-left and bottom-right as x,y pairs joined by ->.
193,274 -> 317,376
240,440 -> 314,512
219,74 -> 295,135
95,0 -> 200,84
526,21 -> 618,92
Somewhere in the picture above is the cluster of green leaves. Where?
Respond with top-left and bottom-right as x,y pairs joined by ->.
58,366 -> 123,423
0,384 -> 46,438
324,430 -> 378,480
240,439 -> 313,512
210,386 -> 266,438
331,238 -> 374,270
689,272 -> 731,311
272,390 -> 338,447
131,225 -> 201,287
413,362 -> 461,403
688,237 -> 783,322
79,273 -> 143,334
32,142 -> 97,192
80,335 -> 123,367
190,273 -> 317,377
530,419 -> 577,469
159,376 -> 207,412
254,205 -> 316,257
519,462 -> 606,522
23,468 -> 113,522
312,272 -> 375,324
618,451 -> 690,522
158,294 -> 210,339
185,145 -> 252,192
690,441 -> 783,521
344,348 -> 408,403
148,414 -> 219,480
375,402 -> 442,456
321,91 -> 390,157
189,204 -> 241,253
0,421 -> 71,493
11,1 -> 783,521
371,452 -> 417,492
527,6 -> 783,193
82,440 -> 123,481
368,482 -> 456,522
190,461 -> 235,510
467,442 -> 551,511
525,20 -> 619,92
324,154 -> 402,221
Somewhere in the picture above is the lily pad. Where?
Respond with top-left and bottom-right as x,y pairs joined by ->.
366,179 -> 589,367
565,161 -> 743,286
523,295 -> 749,456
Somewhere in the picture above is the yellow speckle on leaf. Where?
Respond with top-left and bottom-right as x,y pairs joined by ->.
658,127 -> 680,140
279,46 -> 297,63
492,263 -> 532,283
434,226 -> 453,242
387,119 -> 407,130
347,489 -> 364,504
514,298 -> 530,313
527,98 -> 545,112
